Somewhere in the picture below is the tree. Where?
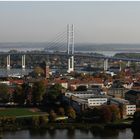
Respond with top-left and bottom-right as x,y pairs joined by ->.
67,106 -> 76,119
100,105 -> 112,123
109,104 -> 120,122
33,66 -> 44,77
0,84 -> 10,103
32,80 -> 46,105
13,85 -> 26,105
48,84 -> 63,101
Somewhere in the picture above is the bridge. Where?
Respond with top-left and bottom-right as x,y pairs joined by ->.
0,24 -> 140,72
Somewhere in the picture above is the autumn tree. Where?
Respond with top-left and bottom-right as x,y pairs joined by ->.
109,104 -> 120,122
33,66 -> 44,77
100,105 -> 112,123
67,106 -> 76,119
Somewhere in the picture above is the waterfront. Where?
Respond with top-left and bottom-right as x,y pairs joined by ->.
1,128 -> 133,139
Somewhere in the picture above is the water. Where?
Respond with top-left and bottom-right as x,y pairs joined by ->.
2,128 -> 133,139
1,43 -> 140,57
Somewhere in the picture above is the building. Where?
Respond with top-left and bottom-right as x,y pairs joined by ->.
65,92 -> 108,112
107,88 -> 129,98
108,66 -> 121,73
126,105 -> 136,116
87,98 -> 107,107
68,78 -> 104,90
125,90 -> 140,107
109,97 -> 136,118
65,89 -> 101,98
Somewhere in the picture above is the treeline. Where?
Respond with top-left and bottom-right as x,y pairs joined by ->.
114,53 -> 140,59
81,104 -> 121,123
0,82 -> 64,107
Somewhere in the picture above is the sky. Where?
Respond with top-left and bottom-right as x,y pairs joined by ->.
0,1 -> 140,44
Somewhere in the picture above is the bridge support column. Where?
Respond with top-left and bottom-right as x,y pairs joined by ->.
22,55 -> 25,69
104,59 -> 108,71
127,61 -> 131,67
68,56 -> 74,73
119,60 -> 122,71
7,55 -> 10,69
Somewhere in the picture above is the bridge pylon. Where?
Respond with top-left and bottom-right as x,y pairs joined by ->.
7,55 -> 10,69
104,58 -> 108,71
67,24 -> 74,73
22,55 -> 26,69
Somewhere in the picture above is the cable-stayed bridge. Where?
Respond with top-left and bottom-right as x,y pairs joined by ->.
1,24 -> 140,72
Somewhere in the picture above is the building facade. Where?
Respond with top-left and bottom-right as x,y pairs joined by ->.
87,98 -> 108,107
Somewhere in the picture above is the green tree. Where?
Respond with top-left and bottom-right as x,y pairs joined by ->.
0,84 -> 10,103
48,84 -> 63,101
32,80 -> 46,105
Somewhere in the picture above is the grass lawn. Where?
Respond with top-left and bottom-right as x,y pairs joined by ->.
0,108 -> 41,117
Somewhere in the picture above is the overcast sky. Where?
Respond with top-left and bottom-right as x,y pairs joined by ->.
0,1 -> 140,44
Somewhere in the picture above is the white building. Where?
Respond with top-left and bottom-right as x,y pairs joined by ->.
87,98 -> 108,107
109,98 -> 136,118
65,90 -> 99,98
126,105 -> 136,116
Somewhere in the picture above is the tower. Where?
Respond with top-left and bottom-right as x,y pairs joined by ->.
67,24 -> 74,73
45,61 -> 50,78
